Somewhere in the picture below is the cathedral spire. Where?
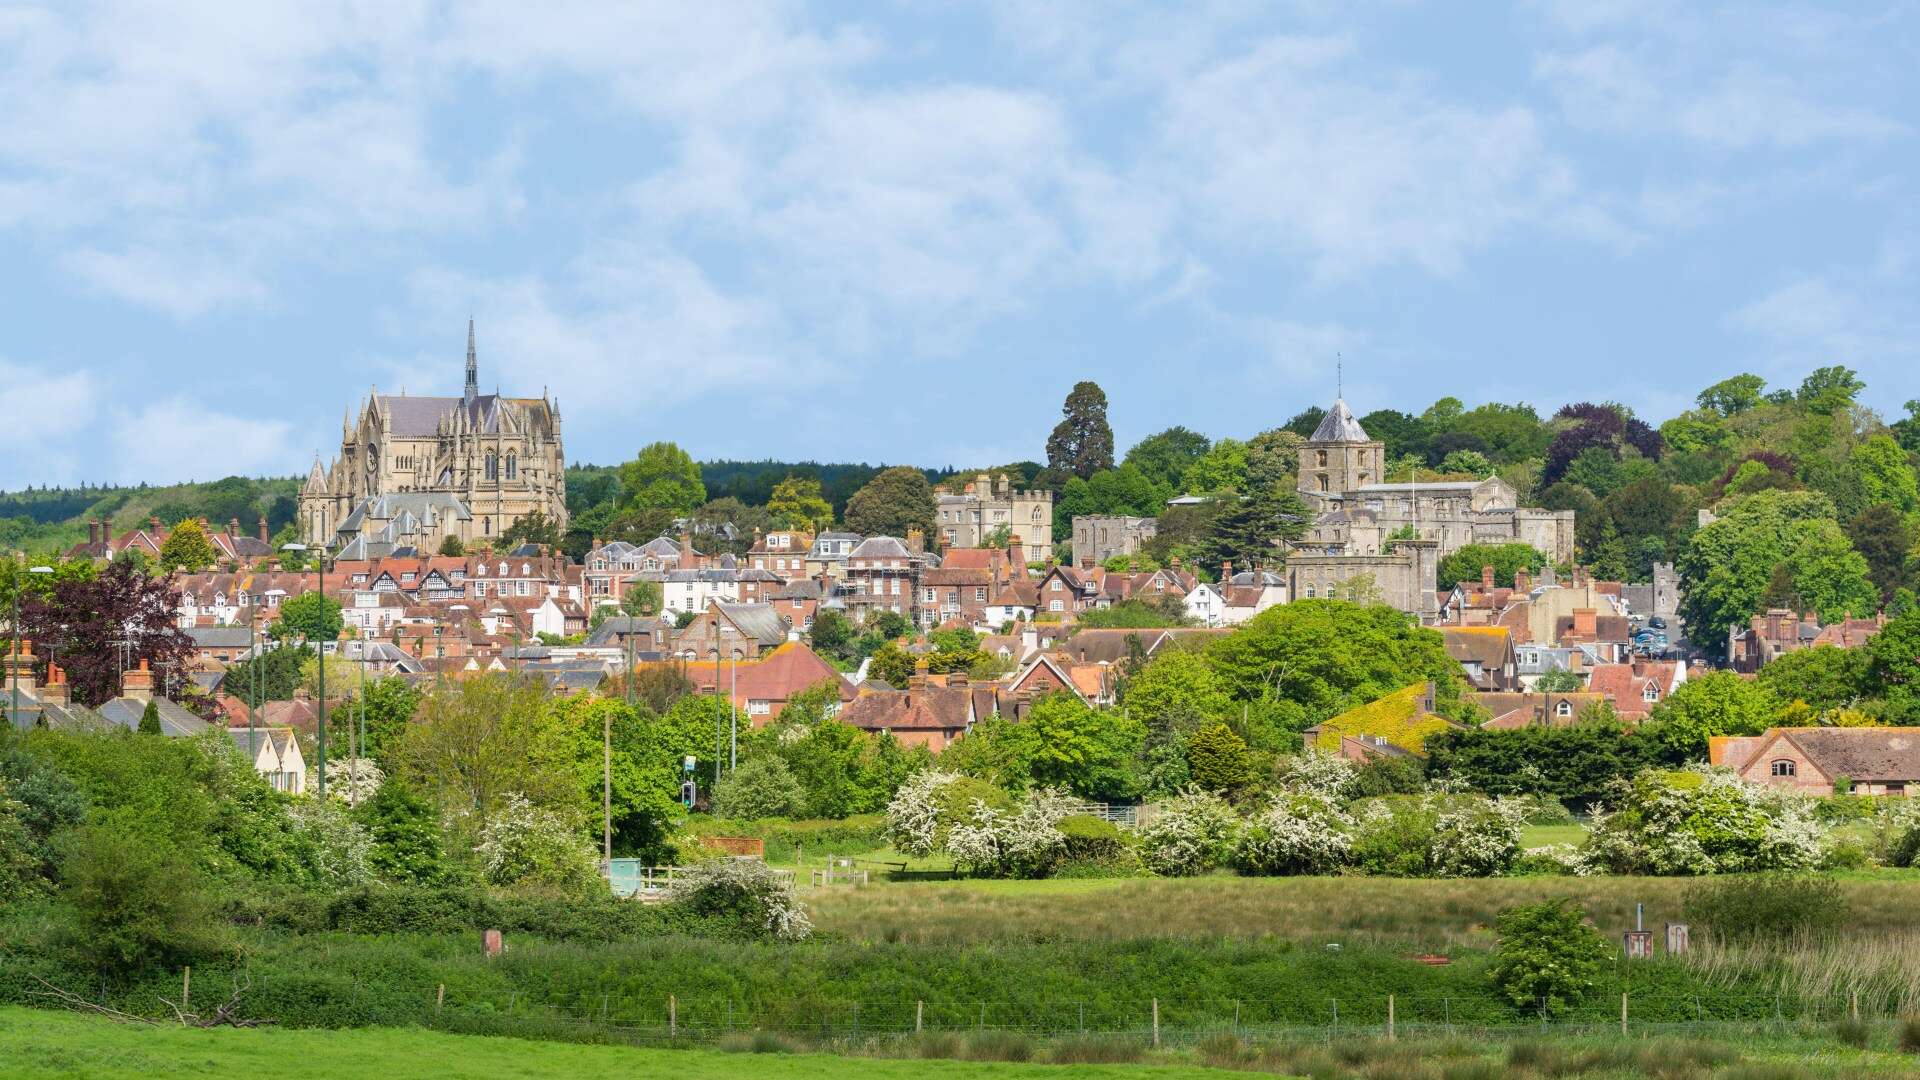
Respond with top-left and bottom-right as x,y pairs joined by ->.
464,317 -> 478,408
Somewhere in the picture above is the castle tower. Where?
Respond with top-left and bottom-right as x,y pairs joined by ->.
1298,398 -> 1385,501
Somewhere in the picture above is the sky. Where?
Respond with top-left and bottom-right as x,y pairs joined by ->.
1,1 -> 1917,490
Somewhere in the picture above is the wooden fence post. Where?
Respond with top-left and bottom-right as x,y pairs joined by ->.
182,967 -> 190,1010
435,983 -> 445,1013
1151,998 -> 1160,1048
916,1000 -> 924,1033
1387,994 -> 1395,1040
1851,990 -> 1860,1022
669,994 -> 677,1038
1620,992 -> 1628,1036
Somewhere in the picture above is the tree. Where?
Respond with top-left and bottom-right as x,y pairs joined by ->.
867,641 -> 916,687
1864,611 -> 1920,723
1848,435 -> 1920,517
843,466 -> 936,538
1847,505 -> 1914,602
356,777 -> 453,885
1756,644 -> 1868,712
1046,381 -> 1115,480
1645,671 -> 1779,761
1490,900 -> 1613,1016
137,700 -> 162,735
158,518 -> 217,574
765,475 -> 835,531
713,755 -> 807,819
1194,430 -> 1311,571
956,695 -> 1145,801
356,677 -> 424,768
19,562 -> 192,707
1797,365 -> 1865,415
500,509 -> 561,550
274,590 -> 344,644
1435,543 -> 1549,590
1123,427 -> 1211,491
222,645 -> 312,703
1696,373 -> 1767,416
622,579 -> 664,617
619,441 -> 706,513
56,825 -> 220,978
1425,724 -> 1660,809
395,675 -> 581,820
1186,722 -> 1254,792
1676,490 -> 1876,644
1182,438 -> 1248,495
438,534 -> 465,556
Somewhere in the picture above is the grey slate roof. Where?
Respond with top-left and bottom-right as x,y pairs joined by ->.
95,697 -> 212,737
185,626 -> 254,648
850,536 -> 912,559
1310,398 -> 1372,443
375,393 -> 505,436
717,602 -> 791,646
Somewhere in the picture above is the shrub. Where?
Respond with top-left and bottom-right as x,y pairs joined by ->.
1488,899 -> 1612,1017
1276,750 -> 1358,801
713,756 -> 807,820
666,857 -> 811,941
944,788 -> 1075,879
56,825 -> 225,979
356,777 -> 456,885
1509,844 -> 1581,876
1186,722 -> 1255,792
1057,814 -> 1127,863
1351,797 -> 1437,877
1138,788 -> 1240,876
1582,768 -> 1825,875
1681,873 -> 1847,943
286,797 -> 375,888
1430,796 -> 1526,878
1835,1016 -> 1872,1049
1230,792 -> 1352,876
1900,1017 -> 1920,1054
474,793 -> 599,893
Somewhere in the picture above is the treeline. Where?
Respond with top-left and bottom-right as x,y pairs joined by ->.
0,475 -> 301,556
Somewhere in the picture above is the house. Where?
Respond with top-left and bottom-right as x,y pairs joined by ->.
919,564 -> 997,629
1219,568 -> 1288,625
1071,515 -> 1157,566
678,641 -> 855,724
1713,727 -> 1920,796
1475,690 -> 1613,729
1302,682 -> 1460,755
1584,659 -> 1686,722
1,652 -> 107,732
671,601 -> 793,661
1286,538 -> 1441,622
228,726 -> 307,793
933,473 -> 1054,551
1183,582 -> 1226,626
95,662 -> 212,737
582,615 -> 677,653
1034,563 -> 1103,617
806,531 -> 862,580
1441,627 -> 1519,692
839,679 -> 981,750
184,625 -> 259,666
1729,609 -> 1887,673
844,535 -> 928,623
746,530 -> 815,578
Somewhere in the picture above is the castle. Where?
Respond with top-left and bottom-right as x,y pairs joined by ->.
298,321 -> 567,556
1284,397 -> 1576,621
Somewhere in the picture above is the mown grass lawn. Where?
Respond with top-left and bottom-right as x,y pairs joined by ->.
0,1008 -> 1237,1080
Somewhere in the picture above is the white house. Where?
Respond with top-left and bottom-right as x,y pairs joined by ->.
1184,582 -> 1226,626
228,727 -> 306,794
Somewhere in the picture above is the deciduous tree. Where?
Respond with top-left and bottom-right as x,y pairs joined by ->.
843,466 -> 936,538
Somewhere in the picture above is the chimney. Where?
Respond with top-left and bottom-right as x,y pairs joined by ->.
1222,560 -> 1233,583
150,515 -> 162,535
1514,568 -> 1531,593
1573,607 -> 1597,638
2,639 -> 35,695
1008,535 -> 1025,571
258,516 -> 270,543
39,664 -> 69,706
1481,564 -> 1495,591
89,520 -> 101,546
122,659 -> 155,702
229,517 -> 240,538
905,528 -> 925,554
949,671 -> 968,690
102,515 -> 113,549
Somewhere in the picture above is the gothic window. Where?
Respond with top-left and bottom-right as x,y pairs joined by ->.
506,454 -> 517,480
1317,450 -> 1328,467
483,517 -> 491,535
485,454 -> 498,481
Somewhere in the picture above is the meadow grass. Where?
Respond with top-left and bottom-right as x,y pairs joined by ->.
0,1007 -> 1233,1080
1520,823 -> 1589,848
808,874 -> 1920,949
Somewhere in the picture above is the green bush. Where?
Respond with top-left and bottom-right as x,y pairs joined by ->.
56,825 -> 226,979
679,814 -> 888,862
712,757 -> 807,820
1835,1016 -> 1872,1049
1681,873 -> 1846,943
1488,899 -> 1612,1017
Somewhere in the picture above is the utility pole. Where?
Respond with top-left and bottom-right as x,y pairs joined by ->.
282,542 -> 328,799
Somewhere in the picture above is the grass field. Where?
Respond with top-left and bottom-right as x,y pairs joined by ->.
9,1006 -> 1920,1079
0,1008 -> 1230,1080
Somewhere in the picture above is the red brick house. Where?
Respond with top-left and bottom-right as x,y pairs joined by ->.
679,641 -> 854,725
1713,727 -> 1920,796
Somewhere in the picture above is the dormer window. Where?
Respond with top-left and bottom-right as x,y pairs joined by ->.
1771,760 -> 1796,777
1554,700 -> 1573,718
1642,685 -> 1659,702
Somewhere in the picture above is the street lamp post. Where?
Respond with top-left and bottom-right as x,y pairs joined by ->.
282,542 -> 327,799
9,565 -> 54,721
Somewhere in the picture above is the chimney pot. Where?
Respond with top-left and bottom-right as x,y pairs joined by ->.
151,515 -> 162,534
258,516 -> 269,543
1481,564 -> 1495,590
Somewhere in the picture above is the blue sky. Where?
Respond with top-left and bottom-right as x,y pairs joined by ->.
1,1 -> 1916,489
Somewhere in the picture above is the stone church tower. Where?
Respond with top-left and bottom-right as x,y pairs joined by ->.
299,321 -> 567,552
1298,398 -> 1385,504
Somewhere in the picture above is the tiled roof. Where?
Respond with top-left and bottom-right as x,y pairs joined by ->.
1309,398 -> 1371,442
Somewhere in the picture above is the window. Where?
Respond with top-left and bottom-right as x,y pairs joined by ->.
1642,685 -> 1659,702
474,582 -> 488,597
485,454 -> 498,481
1305,585 -> 1315,599
1050,599 -> 1064,612
975,587 -> 987,602
482,516 -> 491,535
1554,700 -> 1573,718
505,454 -> 517,480
1771,760 -> 1796,777
1050,579 -> 1062,592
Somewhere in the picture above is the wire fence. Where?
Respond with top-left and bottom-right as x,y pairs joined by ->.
58,968 -> 1902,1050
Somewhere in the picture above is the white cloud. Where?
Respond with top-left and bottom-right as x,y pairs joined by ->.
60,245 -> 270,320
1724,277 -> 1920,385
1158,35 -> 1590,278
105,398 -> 294,485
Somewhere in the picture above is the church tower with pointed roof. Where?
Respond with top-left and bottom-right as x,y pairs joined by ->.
1299,397 -> 1384,503
298,323 -> 566,553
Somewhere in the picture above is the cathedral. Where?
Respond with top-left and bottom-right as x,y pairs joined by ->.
299,322 -> 567,556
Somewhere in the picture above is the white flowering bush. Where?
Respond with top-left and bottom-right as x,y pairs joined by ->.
945,788 -> 1077,878
287,797 -> 373,887
668,857 -> 812,941
1231,792 -> 1352,876
1139,788 -> 1241,877
318,757 -> 385,806
1278,750 -> 1359,801
475,793 -> 599,891
1582,768 -> 1826,875
884,770 -> 960,857
1431,795 -> 1527,878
